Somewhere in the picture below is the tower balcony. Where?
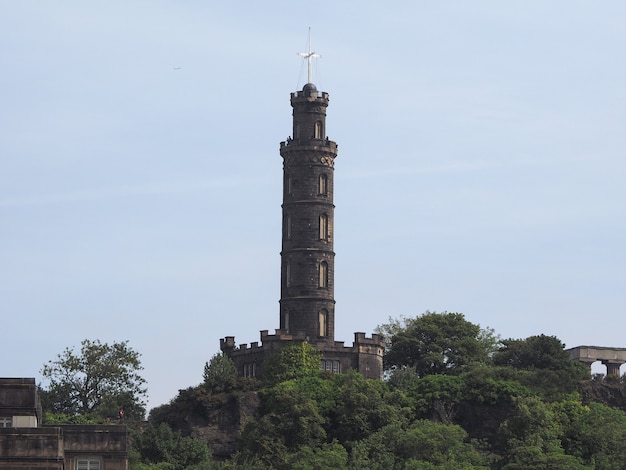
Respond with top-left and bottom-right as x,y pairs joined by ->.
280,137 -> 338,152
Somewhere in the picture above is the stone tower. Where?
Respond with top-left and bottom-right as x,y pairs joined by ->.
220,82 -> 384,380
279,82 -> 338,344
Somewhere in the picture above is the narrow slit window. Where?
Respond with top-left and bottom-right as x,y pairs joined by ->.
319,309 -> 328,337
319,261 -> 328,288
319,174 -> 327,195
319,214 -> 328,240
284,214 -> 291,240
283,310 -> 290,332
314,121 -> 323,139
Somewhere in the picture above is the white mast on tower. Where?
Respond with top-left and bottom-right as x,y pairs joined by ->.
298,27 -> 321,84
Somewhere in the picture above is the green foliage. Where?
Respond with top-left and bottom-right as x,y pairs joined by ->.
350,420 -> 489,469
382,312 -> 489,377
284,441 -> 348,470
555,400 -> 626,468
492,335 -> 589,399
133,423 -> 212,470
327,371 -> 400,446
461,366 -> 531,405
239,384 -> 327,465
43,411 -> 101,424
135,320 -> 626,468
496,447 -> 590,470
203,352 -> 237,393
406,374 -> 465,421
493,335 -> 573,371
263,341 -> 323,385
40,339 -> 147,419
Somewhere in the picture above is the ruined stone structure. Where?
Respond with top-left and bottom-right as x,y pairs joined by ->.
221,82 -> 384,380
0,378 -> 127,470
567,346 -> 626,377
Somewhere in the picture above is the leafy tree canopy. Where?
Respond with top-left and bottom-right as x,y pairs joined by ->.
380,312 -> 490,377
203,352 -> 237,393
133,422 -> 212,470
40,339 -> 147,420
350,420 -> 489,469
263,341 -> 322,385
493,335 -> 573,371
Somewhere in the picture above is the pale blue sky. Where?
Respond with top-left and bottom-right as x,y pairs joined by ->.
2,1 -> 625,411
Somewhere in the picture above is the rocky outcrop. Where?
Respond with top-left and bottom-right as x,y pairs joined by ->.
580,379 -> 626,412
150,387 -> 260,458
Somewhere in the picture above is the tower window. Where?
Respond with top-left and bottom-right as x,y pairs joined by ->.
319,174 -> 327,195
282,310 -> 290,332
294,122 -> 300,139
0,417 -> 12,428
286,261 -> 291,287
319,261 -> 328,288
319,214 -> 328,240
314,121 -> 323,139
318,309 -> 328,337
284,214 -> 291,240
287,176 -> 292,195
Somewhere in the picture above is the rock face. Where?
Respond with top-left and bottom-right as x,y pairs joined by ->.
581,379 -> 626,412
151,387 -> 260,458
191,392 -> 260,458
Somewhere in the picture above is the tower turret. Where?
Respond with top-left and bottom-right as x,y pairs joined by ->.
279,82 -> 338,343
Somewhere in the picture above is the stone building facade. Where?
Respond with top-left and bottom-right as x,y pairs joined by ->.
0,378 -> 127,470
221,83 -> 384,380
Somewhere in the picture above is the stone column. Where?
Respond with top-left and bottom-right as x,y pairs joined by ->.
602,360 -> 623,377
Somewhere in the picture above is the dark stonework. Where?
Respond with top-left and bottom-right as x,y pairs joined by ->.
221,83 -> 384,380
0,378 -> 128,469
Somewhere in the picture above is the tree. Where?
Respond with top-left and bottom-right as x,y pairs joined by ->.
239,384 -> 327,465
496,396 -> 590,470
203,352 -> 237,393
133,422 -> 213,470
493,335 -> 573,371
40,339 -> 147,419
492,335 -> 588,398
350,420 -> 489,469
263,341 -> 322,385
382,312 -> 489,377
327,371 -> 400,446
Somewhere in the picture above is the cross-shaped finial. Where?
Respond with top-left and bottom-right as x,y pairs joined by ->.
298,27 -> 321,84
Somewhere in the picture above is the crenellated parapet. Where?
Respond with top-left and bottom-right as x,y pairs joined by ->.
220,329 -> 384,381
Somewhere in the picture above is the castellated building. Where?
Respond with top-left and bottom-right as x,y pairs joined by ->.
220,82 -> 384,380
